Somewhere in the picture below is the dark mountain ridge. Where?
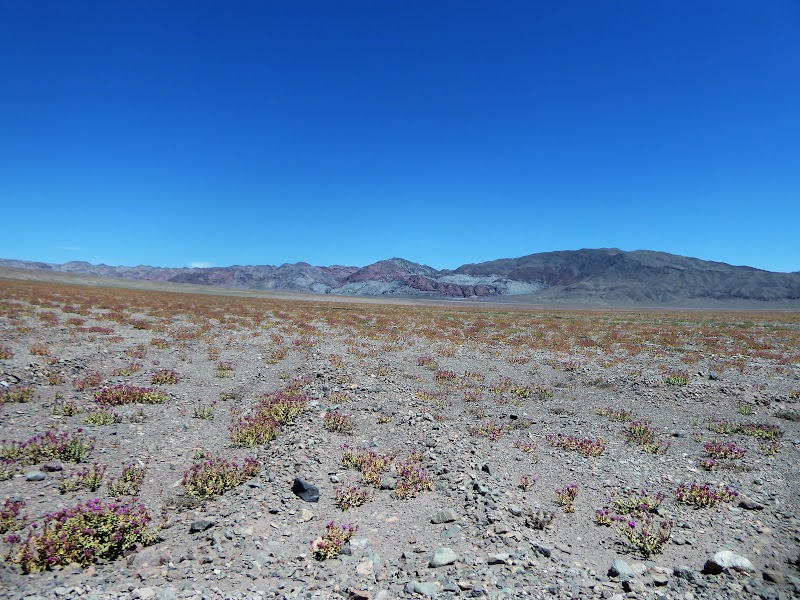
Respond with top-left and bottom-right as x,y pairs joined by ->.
2,249 -> 798,307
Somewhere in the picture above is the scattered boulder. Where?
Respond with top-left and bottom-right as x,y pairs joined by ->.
25,471 -> 45,481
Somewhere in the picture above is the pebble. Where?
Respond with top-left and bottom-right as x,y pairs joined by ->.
25,471 -> 46,481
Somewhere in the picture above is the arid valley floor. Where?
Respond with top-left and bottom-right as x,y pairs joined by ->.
0,277 -> 798,599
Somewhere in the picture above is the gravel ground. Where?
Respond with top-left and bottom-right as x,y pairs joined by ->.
0,278 -> 798,599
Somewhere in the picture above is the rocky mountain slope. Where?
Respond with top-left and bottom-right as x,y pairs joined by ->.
2,249 -> 799,306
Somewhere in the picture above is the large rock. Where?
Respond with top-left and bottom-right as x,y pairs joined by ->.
291,477 -> 320,502
429,547 -> 459,568
703,550 -> 756,574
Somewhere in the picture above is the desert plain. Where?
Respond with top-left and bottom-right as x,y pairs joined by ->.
0,276 -> 798,600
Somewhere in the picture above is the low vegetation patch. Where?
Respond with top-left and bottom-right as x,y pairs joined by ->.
1,429 -> 95,464
310,521 -> 357,560
675,482 -> 738,508
182,457 -> 261,498
546,433 -> 606,457
4,500 -> 158,573
95,385 -> 168,406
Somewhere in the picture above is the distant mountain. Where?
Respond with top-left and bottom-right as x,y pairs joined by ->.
2,249 -> 799,307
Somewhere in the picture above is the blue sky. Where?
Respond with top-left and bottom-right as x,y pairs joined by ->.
1,1 -> 798,272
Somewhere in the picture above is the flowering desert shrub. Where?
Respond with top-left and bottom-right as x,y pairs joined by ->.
546,433 -> 606,457
340,445 -> 395,487
334,486 -> 373,510
59,463 -> 106,494
95,385 -> 167,406
182,457 -> 261,498
73,372 -> 103,391
0,386 -> 35,404
0,499 -> 26,533
229,412 -> 280,448
1,429 -> 95,464
324,411 -> 355,434
4,500 -> 158,573
108,462 -> 147,497
614,514 -> 673,557
151,369 -> 180,385
555,484 -> 578,513
310,521 -> 357,560
394,457 -> 434,499
469,422 -> 505,442
676,483 -> 738,508
704,441 -> 746,460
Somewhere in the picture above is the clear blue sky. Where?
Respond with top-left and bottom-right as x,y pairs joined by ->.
2,1 -> 798,272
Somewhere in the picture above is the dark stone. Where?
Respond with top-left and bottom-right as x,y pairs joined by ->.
709,371 -> 720,381
41,460 -> 63,472
291,478 -> 320,502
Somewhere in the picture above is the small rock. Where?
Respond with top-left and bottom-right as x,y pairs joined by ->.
703,550 -> 756,575
431,508 -> 458,524
157,587 -> 178,600
762,568 -> 785,584
356,560 -> 374,576
739,498 -> 764,510
404,581 -> 438,597
622,580 -> 646,594
25,471 -> 46,481
349,589 -> 372,600
487,553 -> 510,565
380,477 -> 397,490
291,477 -> 320,502
299,509 -> 314,522
41,460 -> 63,472
442,524 -> 462,538
131,588 -> 156,600
189,519 -> 215,534
429,547 -> 458,568
609,559 -> 636,579
651,573 -> 669,586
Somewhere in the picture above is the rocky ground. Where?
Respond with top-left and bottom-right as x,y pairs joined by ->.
0,277 -> 798,599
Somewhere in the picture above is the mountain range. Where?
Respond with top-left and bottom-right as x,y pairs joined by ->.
2,249 -> 799,307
